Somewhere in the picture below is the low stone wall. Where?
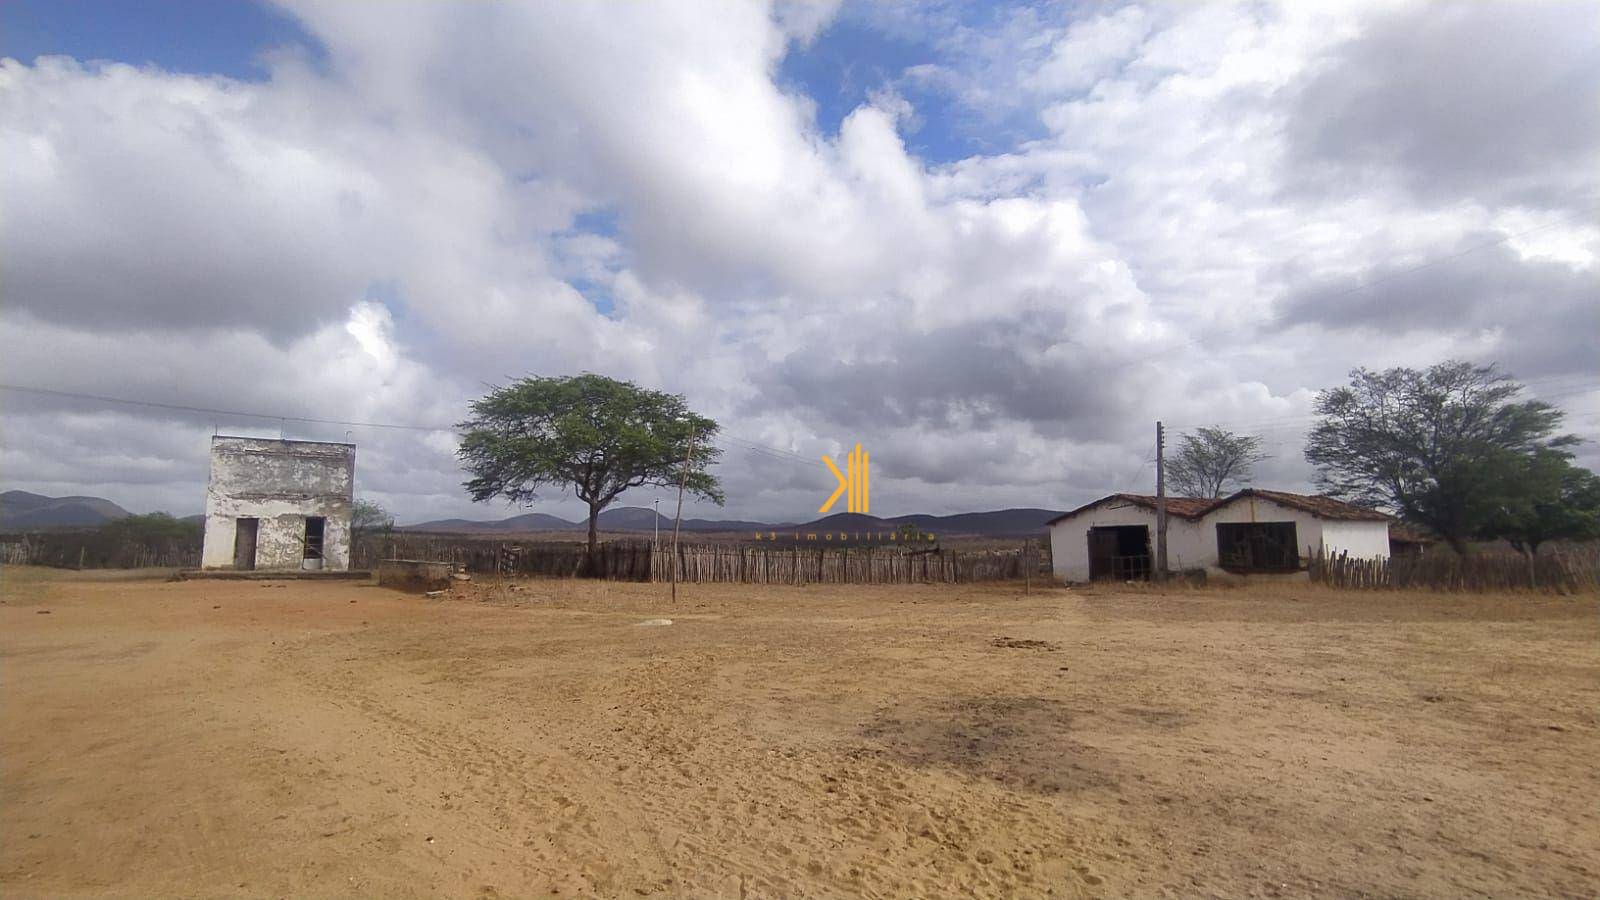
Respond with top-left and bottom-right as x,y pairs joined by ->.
377,559 -> 455,592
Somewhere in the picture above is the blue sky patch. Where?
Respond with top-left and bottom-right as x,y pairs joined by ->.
1,0 -> 319,79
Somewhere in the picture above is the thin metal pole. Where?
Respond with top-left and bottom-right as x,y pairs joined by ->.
1155,420 -> 1168,582
670,431 -> 697,603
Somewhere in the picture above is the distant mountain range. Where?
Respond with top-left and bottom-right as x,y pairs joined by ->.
0,489 -> 1063,539
0,490 -> 131,530
404,505 -> 1063,537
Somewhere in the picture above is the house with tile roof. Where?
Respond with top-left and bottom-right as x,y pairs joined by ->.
1045,489 -> 1391,582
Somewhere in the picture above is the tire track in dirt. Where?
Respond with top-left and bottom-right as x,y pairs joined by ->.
576,631 -> 1102,898
245,625 -> 680,896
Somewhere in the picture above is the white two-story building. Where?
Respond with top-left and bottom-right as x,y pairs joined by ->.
200,436 -> 356,571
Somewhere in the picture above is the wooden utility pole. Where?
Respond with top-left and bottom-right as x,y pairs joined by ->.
670,431 -> 697,603
1024,539 -> 1032,594
1155,420 -> 1168,582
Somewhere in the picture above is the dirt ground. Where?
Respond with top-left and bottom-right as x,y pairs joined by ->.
2,567 -> 1597,899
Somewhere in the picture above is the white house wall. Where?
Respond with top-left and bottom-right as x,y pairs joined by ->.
1048,504 -> 1211,582
1049,494 -> 1389,583
1319,520 -> 1391,559
200,437 -> 355,570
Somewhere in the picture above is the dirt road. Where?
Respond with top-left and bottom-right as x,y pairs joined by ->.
3,568 -> 1596,897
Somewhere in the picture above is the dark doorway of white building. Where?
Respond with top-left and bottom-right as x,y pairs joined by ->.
233,518 -> 258,570
302,516 -> 326,570
1087,525 -> 1151,581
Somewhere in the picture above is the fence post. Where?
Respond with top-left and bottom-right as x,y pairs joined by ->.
1023,541 -> 1031,593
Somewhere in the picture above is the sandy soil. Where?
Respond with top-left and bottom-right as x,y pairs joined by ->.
2,567 -> 1597,898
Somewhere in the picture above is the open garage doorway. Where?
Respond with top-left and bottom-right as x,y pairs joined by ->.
1087,525 -> 1151,581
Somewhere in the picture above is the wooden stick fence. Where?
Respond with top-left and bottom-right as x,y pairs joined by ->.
355,536 -> 652,579
648,544 -> 1035,584
355,535 -> 1045,585
0,533 -> 200,569
1309,545 -> 1599,593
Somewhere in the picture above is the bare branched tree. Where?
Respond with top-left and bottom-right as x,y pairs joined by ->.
1167,426 -> 1267,498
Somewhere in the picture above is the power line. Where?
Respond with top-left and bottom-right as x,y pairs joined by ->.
1162,374 -> 1600,436
1121,441 -> 1156,493
0,382 -> 846,470
7,364 -> 1595,461
7,201 -> 1592,444
718,432 -> 813,464
718,436 -> 813,468
0,383 -> 456,431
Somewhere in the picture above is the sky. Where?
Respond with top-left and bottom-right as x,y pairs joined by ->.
1,0 -> 1597,525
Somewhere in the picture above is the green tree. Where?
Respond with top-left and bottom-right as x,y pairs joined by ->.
1305,360 -> 1576,555
1484,453 -> 1600,559
1166,426 -> 1267,498
350,499 -> 394,562
93,513 -> 202,568
457,373 -> 723,565
100,512 -> 201,544
351,499 -> 394,538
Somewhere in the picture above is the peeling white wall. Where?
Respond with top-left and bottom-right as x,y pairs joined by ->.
200,436 -> 355,570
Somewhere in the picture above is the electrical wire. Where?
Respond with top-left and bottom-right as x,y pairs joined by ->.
0,383 -> 456,431
0,381 -> 840,471
1121,442 -> 1157,493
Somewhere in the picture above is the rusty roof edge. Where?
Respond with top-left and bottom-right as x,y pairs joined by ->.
1210,488 -> 1392,522
1045,492 -> 1218,526
1047,489 -> 1392,527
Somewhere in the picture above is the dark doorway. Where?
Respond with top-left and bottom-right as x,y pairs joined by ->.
233,517 -> 259,570
303,516 -> 326,561
1087,525 -> 1151,580
1216,522 -> 1299,572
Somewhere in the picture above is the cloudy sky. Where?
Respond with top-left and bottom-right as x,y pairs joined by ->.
2,0 -> 1596,525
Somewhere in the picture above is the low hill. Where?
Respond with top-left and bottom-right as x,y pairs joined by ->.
780,509 -> 1059,536
401,505 -> 1061,538
596,507 -> 667,530
405,506 -> 788,534
406,512 -> 578,532
0,490 -> 131,530
791,512 -> 897,533
883,508 -> 1062,536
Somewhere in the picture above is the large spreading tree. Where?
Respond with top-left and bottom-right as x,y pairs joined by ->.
1304,360 -> 1578,555
1166,426 -> 1267,498
457,374 -> 723,565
